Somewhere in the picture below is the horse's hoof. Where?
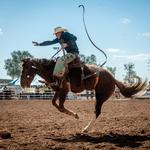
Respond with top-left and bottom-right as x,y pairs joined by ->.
75,113 -> 79,119
82,128 -> 88,133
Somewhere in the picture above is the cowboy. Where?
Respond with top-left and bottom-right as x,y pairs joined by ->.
32,26 -> 79,86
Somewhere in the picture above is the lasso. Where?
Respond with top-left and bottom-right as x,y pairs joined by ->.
79,5 -> 107,68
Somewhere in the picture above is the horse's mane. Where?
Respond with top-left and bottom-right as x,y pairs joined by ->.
31,58 -> 55,66
22,58 -> 56,69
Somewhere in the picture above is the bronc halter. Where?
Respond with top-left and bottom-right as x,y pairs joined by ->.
21,65 -> 35,79
21,61 -> 42,79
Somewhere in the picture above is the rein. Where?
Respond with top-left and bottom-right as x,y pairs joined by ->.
79,5 -> 107,68
50,47 -> 63,59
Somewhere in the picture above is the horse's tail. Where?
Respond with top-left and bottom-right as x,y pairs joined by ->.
115,76 -> 148,98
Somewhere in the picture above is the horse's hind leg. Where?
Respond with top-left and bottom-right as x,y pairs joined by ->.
83,113 -> 97,133
83,93 -> 106,133
83,70 -> 115,133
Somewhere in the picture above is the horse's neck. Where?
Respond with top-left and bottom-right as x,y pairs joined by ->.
38,65 -> 54,83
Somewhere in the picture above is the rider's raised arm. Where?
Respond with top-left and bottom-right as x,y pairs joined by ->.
39,38 -> 59,46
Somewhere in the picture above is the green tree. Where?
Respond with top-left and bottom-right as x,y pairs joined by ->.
4,50 -> 34,79
106,66 -> 116,78
79,54 -> 97,65
123,62 -> 136,83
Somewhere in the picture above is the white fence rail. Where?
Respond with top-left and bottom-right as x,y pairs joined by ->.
0,90 -> 95,100
0,90 -> 54,100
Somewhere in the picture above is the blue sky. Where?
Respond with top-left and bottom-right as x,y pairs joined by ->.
0,0 -> 150,81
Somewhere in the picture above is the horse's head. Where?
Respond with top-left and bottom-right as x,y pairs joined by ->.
20,58 -> 42,88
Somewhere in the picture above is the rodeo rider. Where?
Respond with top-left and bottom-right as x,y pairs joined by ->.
32,26 -> 79,87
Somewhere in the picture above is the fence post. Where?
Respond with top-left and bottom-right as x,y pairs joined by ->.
3,91 -> 4,100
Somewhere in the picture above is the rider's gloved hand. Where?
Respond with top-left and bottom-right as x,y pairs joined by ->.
32,41 -> 40,46
61,43 -> 68,49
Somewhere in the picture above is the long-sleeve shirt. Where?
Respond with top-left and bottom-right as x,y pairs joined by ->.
39,31 -> 79,54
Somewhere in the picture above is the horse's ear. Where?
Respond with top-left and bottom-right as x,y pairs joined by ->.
21,58 -> 30,62
21,58 -> 25,62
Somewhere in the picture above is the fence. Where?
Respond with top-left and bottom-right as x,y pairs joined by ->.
0,90 -> 122,100
0,89 -> 55,100
0,89 -> 79,100
0,90 -> 95,100
0,87 -> 124,100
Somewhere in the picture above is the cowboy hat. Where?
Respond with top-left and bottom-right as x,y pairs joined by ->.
53,26 -> 67,35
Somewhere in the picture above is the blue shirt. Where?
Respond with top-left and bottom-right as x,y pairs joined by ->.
40,31 -> 79,54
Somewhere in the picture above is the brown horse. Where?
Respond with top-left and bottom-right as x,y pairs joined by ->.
20,57 -> 147,132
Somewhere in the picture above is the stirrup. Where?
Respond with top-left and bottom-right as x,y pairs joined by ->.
50,80 -> 59,86
59,80 -> 63,88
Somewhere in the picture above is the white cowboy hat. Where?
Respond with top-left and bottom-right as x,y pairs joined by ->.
53,26 -> 67,35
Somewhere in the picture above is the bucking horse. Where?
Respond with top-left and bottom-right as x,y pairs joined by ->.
20,57 -> 147,132
20,5 -> 147,132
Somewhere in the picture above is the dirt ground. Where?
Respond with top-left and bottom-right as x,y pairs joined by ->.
0,98 -> 150,150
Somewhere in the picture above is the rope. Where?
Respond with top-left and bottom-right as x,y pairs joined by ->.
79,5 -> 107,68
63,48 -> 68,69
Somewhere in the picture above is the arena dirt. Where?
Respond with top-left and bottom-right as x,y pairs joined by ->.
0,99 -> 150,149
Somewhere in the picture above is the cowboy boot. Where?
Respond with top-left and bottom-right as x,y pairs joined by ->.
50,79 -> 59,86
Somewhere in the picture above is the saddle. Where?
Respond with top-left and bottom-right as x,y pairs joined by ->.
53,56 -> 85,84
60,57 -> 84,82
68,57 -> 84,69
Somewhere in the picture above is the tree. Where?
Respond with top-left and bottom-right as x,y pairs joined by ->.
106,66 -> 116,78
4,50 -> 34,79
79,54 -> 97,65
123,62 -> 136,83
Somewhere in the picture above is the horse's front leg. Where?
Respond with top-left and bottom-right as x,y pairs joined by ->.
52,92 -> 60,110
59,96 -> 79,119
59,105 -> 79,119
52,92 -> 79,119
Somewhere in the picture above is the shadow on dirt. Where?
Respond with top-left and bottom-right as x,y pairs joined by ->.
50,132 -> 150,148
